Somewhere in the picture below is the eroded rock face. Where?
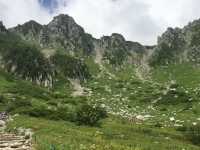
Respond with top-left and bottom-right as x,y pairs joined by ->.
150,19 -> 200,66
93,33 -> 147,66
150,27 -> 186,65
10,14 -> 94,55
2,14 -> 151,84
9,20 -> 43,42
47,14 -> 94,54
9,14 -> 147,66
6,13 -> 200,71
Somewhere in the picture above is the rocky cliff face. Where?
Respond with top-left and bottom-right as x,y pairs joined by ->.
150,19 -> 200,66
5,14 -> 200,75
9,14 -> 147,66
93,33 -> 146,66
10,14 -> 94,56
9,20 -> 43,44
45,14 -> 94,54
0,25 -> 91,87
2,14 -> 200,86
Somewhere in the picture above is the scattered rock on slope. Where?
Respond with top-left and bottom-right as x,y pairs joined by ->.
0,112 -> 33,150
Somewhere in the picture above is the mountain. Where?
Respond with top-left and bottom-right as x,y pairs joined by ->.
150,19 -> 200,66
9,14 -> 147,65
0,14 -> 150,87
2,14 -> 200,87
2,14 -> 200,150
9,15 -> 94,55
94,33 -> 147,66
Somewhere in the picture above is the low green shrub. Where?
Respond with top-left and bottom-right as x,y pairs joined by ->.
75,104 -> 107,126
6,97 -> 32,113
177,124 -> 200,145
47,101 -> 58,106
26,105 -> 53,118
23,105 -> 76,122
0,95 -> 5,103
53,107 -> 76,122
156,85 -> 194,105
8,82 -> 51,101
154,122 -> 163,128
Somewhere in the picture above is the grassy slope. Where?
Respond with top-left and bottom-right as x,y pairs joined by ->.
1,61 -> 200,149
151,63 -> 200,88
7,115 -> 200,150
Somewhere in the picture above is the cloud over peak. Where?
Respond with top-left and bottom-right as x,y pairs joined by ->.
0,0 -> 200,45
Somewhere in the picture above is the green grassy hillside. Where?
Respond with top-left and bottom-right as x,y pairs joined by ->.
1,18 -> 200,150
0,63 -> 200,149
151,63 -> 200,88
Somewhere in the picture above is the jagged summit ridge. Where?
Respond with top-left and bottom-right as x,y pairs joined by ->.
150,18 -> 200,66
47,14 -> 85,39
1,14 -> 200,87
8,14 -> 147,66
7,13 -> 200,68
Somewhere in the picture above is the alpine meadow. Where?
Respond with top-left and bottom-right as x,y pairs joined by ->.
1,1 -> 200,150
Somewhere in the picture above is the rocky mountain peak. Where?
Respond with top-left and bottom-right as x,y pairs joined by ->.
11,20 -> 43,35
8,14 -> 147,64
45,14 -> 93,54
47,14 -> 84,37
157,27 -> 183,45
100,33 -> 126,49
150,19 -> 200,66
25,20 -> 42,27
111,33 -> 126,42
50,14 -> 76,25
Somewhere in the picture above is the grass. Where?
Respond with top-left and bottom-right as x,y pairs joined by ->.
151,63 -> 200,88
7,115 -> 200,150
1,61 -> 200,149
2,29 -> 200,149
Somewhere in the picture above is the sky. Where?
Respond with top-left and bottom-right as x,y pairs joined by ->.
0,0 -> 200,45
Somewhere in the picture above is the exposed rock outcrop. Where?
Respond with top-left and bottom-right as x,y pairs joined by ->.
93,33 -> 147,66
9,14 -> 147,67
0,113 -> 32,150
10,14 -> 94,55
150,19 -> 200,66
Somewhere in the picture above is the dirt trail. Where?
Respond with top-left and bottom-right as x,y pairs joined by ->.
0,113 -> 32,150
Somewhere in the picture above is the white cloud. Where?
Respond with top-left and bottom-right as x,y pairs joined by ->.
0,0 -> 53,27
0,0 -> 200,45
57,0 -> 160,44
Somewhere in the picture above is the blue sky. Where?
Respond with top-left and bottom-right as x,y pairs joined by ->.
38,0 -> 58,13
1,0 -> 200,45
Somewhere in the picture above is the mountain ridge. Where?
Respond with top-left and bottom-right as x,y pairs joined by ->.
1,14 -> 200,150
7,14 -> 148,66
1,14 -> 200,87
